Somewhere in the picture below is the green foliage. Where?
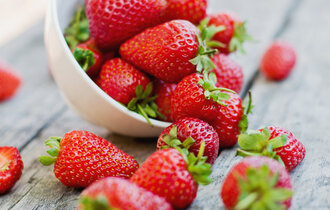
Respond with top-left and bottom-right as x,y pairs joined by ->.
39,137 -> 62,166
73,48 -> 96,72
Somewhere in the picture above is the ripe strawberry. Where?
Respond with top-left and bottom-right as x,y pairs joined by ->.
260,41 -> 296,80
0,147 -> 23,194
0,63 -> 21,102
221,156 -> 293,210
162,0 -> 207,25
157,117 -> 219,164
154,80 -> 177,122
78,177 -> 172,210
210,53 -> 243,93
86,0 -> 166,50
131,146 -> 212,209
120,20 -> 218,83
40,130 -> 139,188
237,126 -> 306,172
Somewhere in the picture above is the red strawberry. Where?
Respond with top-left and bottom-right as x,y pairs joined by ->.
260,41 -> 296,80
86,0 -> 166,50
154,80 -> 177,122
162,0 -> 207,25
0,63 -> 21,102
0,147 -> 23,194
157,117 -> 219,164
211,53 -> 243,93
221,156 -> 293,210
40,130 -> 139,188
237,126 -> 306,172
120,20 -> 218,83
78,177 -> 172,210
131,146 -> 212,209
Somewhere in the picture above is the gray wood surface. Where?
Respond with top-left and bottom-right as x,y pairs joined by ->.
0,0 -> 329,209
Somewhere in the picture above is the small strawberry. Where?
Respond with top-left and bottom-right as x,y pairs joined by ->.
260,41 -> 296,80
78,177 -> 172,210
120,20 -> 220,83
157,117 -> 219,164
221,156 -> 293,210
162,0 -> 207,25
237,126 -> 306,172
154,80 -> 177,122
0,63 -> 21,102
0,147 -> 24,194
98,58 -> 164,125
40,130 -> 139,188
131,145 -> 212,209
86,0 -> 166,50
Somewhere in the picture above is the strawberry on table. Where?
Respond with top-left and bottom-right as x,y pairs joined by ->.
154,80 -> 177,122
237,126 -> 306,171
157,117 -> 219,164
0,63 -> 22,102
0,147 -> 24,194
78,177 -> 172,210
221,156 -> 293,210
40,130 -> 139,188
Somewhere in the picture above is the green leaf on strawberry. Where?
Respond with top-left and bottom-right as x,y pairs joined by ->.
73,48 -> 96,72
239,91 -> 253,133
229,21 -> 253,54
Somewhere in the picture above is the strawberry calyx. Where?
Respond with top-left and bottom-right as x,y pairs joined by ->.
239,91 -> 253,133
127,83 -> 166,126
39,137 -> 62,166
234,165 -> 293,210
229,21 -> 252,54
79,195 -> 119,210
236,127 -> 287,165
73,48 -> 96,72
198,18 -> 226,49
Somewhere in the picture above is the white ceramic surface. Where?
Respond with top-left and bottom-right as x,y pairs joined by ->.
44,0 -> 171,137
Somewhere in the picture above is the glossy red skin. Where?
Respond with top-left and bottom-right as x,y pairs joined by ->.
157,117 -> 219,164
86,0 -> 166,50
54,130 -> 139,188
260,126 -> 306,172
221,156 -> 292,210
79,177 -> 173,210
130,149 -> 197,209
260,41 -> 296,80
211,53 -> 243,93
162,0 -> 207,25
98,58 -> 151,105
120,20 -> 199,83
208,12 -> 242,54
154,80 -> 177,122
0,64 -> 21,101
0,147 -> 23,194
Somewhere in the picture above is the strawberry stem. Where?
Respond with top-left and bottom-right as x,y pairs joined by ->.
73,48 -> 96,72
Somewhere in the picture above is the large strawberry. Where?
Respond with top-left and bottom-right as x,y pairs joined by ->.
0,63 -> 21,102
78,177 -> 172,210
120,20 -> 219,83
157,117 -> 219,164
237,126 -> 306,172
40,130 -> 139,188
0,147 -> 24,194
221,156 -> 293,210
86,0 -> 166,50
131,146 -> 212,209
154,80 -> 177,122
98,58 -> 164,125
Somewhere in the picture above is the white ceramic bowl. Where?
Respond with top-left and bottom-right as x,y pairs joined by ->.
44,0 -> 171,137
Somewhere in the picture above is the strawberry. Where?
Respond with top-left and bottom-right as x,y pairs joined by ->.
78,177 -> 172,210
221,156 -> 293,210
153,80 -> 177,122
98,58 -> 164,125
0,63 -> 21,102
0,147 -> 23,194
40,130 -> 139,188
210,53 -> 243,93
237,126 -> 306,172
157,117 -> 219,164
131,145 -> 212,209
260,41 -> 296,80
162,0 -> 207,25
120,20 -> 219,83
86,0 -> 166,50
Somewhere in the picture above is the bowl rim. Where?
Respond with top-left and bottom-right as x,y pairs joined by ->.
51,0 -> 171,128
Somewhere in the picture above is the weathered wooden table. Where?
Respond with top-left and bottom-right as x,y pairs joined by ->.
1,0 -> 329,209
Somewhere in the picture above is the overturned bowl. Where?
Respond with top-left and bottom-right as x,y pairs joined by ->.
44,0 -> 171,137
